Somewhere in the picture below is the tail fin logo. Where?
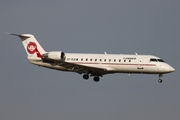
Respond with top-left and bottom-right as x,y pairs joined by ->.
27,42 -> 37,54
27,42 -> 42,58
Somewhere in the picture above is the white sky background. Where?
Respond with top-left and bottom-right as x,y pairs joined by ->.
0,0 -> 180,120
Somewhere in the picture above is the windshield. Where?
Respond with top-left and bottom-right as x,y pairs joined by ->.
150,58 -> 157,62
157,59 -> 165,62
150,58 -> 165,62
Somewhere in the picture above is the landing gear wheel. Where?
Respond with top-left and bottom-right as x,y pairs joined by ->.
158,74 -> 163,83
158,79 -> 163,83
83,74 -> 89,80
93,77 -> 100,82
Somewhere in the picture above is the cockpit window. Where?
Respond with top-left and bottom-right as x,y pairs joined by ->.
150,58 -> 158,62
157,59 -> 165,62
150,58 -> 165,62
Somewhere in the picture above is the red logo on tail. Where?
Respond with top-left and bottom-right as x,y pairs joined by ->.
27,42 -> 42,58
27,42 -> 37,54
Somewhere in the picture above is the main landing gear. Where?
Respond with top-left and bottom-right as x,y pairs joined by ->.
93,76 -> 100,82
83,74 -> 89,80
83,74 -> 100,82
158,74 -> 163,83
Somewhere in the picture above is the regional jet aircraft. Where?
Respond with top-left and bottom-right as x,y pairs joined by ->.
8,33 -> 175,83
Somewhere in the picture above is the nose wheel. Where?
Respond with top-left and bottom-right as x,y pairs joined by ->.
158,79 -> 163,83
158,74 -> 163,83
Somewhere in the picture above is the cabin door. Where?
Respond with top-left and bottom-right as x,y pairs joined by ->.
137,58 -> 144,69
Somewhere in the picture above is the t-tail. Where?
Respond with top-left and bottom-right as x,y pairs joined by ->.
7,33 -> 46,60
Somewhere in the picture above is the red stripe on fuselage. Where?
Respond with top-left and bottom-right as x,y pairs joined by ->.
69,62 -> 156,66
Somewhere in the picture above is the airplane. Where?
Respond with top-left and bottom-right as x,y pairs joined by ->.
8,33 -> 175,83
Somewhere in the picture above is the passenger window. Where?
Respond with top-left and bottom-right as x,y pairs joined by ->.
114,59 -> 116,62
129,60 -> 131,62
100,59 -> 102,61
119,59 -> 121,62
86,59 -> 88,61
124,60 -> 126,62
104,59 -> 106,62
81,58 -> 83,61
109,59 -> 111,62
90,59 -> 92,61
95,59 -> 97,61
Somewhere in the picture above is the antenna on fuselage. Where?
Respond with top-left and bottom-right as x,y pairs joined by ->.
104,52 -> 107,54
135,52 -> 138,55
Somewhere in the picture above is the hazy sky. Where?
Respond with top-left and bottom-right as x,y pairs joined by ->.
0,0 -> 180,120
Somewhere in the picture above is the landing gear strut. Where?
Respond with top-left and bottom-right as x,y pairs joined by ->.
158,74 -> 163,83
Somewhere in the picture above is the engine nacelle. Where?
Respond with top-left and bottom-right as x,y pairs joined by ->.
42,51 -> 66,61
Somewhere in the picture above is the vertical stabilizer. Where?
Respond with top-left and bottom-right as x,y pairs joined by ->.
8,33 -> 46,59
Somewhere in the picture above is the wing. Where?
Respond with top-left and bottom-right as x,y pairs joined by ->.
42,58 -> 110,76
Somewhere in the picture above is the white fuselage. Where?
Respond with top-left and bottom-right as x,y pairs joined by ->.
29,53 -> 175,75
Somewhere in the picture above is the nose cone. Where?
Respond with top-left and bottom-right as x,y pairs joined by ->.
169,66 -> 175,72
162,64 -> 175,73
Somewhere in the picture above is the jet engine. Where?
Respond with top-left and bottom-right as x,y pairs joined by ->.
42,51 -> 66,61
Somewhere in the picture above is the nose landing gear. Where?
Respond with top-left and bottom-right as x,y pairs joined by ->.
158,74 -> 163,83
158,79 -> 163,83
